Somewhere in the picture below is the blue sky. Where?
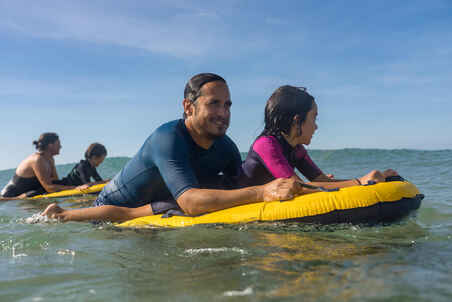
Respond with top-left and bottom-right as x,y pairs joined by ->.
1,0 -> 451,170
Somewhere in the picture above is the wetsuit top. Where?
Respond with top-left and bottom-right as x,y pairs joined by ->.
59,160 -> 102,186
96,119 -> 242,208
0,174 -> 46,198
240,135 -> 323,186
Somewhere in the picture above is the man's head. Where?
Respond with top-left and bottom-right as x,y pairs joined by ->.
183,73 -> 227,115
183,73 -> 231,143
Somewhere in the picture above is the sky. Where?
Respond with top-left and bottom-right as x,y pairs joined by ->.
0,0 -> 451,170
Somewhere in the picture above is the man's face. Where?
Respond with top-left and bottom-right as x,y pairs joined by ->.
188,81 -> 232,140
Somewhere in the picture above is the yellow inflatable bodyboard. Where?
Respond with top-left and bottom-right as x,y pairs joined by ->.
29,183 -> 106,199
118,181 -> 423,228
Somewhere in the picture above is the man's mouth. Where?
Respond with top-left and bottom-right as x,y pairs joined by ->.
212,119 -> 228,128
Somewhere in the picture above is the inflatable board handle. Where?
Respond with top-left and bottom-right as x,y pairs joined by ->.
162,209 -> 187,218
385,175 -> 405,182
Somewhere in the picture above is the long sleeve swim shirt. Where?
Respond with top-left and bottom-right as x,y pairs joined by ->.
240,135 -> 323,186
96,119 -> 242,208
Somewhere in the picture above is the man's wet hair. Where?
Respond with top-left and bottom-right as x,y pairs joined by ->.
183,73 -> 226,118
184,73 -> 226,102
85,143 -> 107,160
33,133 -> 59,151
260,85 -> 315,138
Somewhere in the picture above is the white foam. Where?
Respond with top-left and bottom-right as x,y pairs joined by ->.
12,245 -> 27,258
223,287 -> 253,297
57,249 -> 75,256
24,212 -> 57,224
184,247 -> 248,256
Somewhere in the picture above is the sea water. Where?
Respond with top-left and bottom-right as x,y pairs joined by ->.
0,150 -> 451,301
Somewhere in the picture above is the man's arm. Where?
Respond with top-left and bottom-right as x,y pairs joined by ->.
176,177 -> 301,216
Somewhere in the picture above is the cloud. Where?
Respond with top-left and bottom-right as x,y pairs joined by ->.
0,76 -> 128,101
0,1 -> 233,57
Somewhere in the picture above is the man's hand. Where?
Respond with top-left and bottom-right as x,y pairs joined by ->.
261,178 -> 301,202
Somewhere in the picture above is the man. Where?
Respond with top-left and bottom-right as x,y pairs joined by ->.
43,73 -> 301,222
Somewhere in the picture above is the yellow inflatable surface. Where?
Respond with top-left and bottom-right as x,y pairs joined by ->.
118,181 -> 423,228
29,183 -> 106,199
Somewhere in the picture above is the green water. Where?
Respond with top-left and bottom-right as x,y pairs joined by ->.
1,150 -> 451,301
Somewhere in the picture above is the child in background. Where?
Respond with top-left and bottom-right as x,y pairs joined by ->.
57,143 -> 108,187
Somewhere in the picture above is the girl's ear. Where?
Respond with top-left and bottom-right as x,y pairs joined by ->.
293,115 -> 302,136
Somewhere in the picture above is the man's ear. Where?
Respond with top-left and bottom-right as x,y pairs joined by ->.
183,98 -> 194,117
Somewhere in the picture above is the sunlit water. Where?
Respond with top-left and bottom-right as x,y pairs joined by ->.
1,150 -> 451,301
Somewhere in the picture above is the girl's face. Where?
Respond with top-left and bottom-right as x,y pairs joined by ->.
90,154 -> 106,167
298,101 -> 318,145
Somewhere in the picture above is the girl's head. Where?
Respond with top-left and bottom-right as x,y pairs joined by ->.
85,143 -> 107,167
33,133 -> 61,153
261,85 -> 317,145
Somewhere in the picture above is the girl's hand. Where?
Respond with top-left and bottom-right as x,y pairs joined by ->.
76,184 -> 91,191
359,170 -> 385,184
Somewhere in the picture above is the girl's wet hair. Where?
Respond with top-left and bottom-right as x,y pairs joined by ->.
85,143 -> 107,160
260,85 -> 315,137
33,133 -> 59,151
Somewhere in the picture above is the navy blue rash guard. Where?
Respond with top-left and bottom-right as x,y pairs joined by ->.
95,119 -> 242,210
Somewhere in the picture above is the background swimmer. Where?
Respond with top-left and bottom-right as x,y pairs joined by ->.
1,133 -> 89,200
56,143 -> 109,189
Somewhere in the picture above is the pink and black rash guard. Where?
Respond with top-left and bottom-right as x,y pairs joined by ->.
240,135 -> 323,186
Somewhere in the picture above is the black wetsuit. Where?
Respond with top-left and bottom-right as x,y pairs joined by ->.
57,160 -> 103,186
1,160 -> 102,198
0,174 -> 46,197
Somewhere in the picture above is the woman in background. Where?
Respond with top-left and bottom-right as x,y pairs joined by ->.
1,133 -> 85,199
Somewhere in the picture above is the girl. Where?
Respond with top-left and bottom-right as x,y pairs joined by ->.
57,143 -> 108,187
240,85 -> 397,191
